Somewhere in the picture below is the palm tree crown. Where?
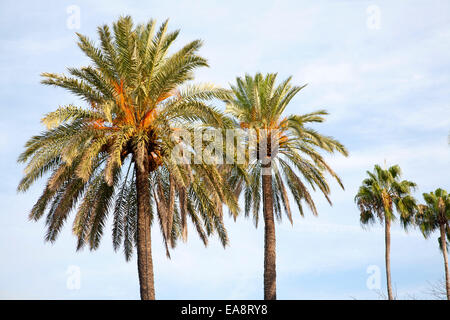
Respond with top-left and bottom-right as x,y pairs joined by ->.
226,73 -> 348,223
355,165 -> 417,228
416,189 -> 450,243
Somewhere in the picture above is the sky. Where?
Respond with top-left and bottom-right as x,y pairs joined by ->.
0,0 -> 449,299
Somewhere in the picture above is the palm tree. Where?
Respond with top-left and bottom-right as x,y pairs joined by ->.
17,16 -> 238,300
224,73 -> 348,300
355,164 -> 417,300
415,188 -> 450,300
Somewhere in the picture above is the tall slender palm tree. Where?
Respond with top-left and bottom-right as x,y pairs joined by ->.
355,164 -> 417,300
415,188 -> 450,300
224,73 -> 348,300
17,16 -> 238,300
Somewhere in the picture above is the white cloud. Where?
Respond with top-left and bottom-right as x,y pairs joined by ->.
329,142 -> 449,173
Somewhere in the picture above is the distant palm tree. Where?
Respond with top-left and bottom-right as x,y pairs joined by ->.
415,188 -> 450,300
17,16 -> 237,300
355,164 -> 417,300
225,73 -> 348,299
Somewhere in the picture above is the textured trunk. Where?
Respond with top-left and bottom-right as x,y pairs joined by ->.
135,157 -> 155,300
385,217 -> 393,300
439,223 -> 450,300
262,162 -> 276,300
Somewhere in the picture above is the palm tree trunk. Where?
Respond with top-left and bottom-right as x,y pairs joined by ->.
384,217 -> 393,300
135,157 -> 155,300
262,162 -> 276,300
439,223 -> 450,300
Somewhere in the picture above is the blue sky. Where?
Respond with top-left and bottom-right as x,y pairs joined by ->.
0,0 -> 449,299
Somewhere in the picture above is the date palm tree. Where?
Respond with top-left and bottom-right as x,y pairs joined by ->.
355,164 -> 417,300
415,188 -> 450,300
17,16 -> 238,300
224,73 -> 348,299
